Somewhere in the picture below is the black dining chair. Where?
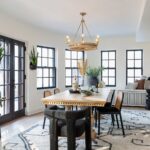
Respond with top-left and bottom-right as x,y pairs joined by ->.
44,106 -> 91,150
96,91 -> 125,136
94,90 -> 115,127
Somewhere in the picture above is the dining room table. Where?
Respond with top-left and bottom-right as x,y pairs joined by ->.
41,88 -> 110,140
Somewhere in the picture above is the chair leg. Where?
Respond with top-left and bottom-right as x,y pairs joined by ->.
67,121 -> 76,150
43,116 -> 46,129
85,115 -> 91,150
119,112 -> 125,136
115,114 -> 119,128
98,112 -> 100,135
94,108 -> 97,128
50,119 -> 58,150
111,114 -> 114,126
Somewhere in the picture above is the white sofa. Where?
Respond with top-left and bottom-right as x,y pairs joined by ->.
120,89 -> 146,107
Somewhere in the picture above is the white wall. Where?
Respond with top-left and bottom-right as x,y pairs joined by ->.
0,13 -> 150,115
87,36 -> 150,89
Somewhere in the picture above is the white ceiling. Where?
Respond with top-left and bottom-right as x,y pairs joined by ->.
0,0 -> 149,39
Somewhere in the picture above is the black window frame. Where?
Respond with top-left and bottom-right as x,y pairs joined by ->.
126,49 -> 143,84
65,49 -> 84,87
37,45 -> 56,89
101,50 -> 116,87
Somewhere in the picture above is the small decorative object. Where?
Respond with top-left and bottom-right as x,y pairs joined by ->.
98,81 -> 105,88
72,76 -> 79,91
86,66 -> 104,87
29,47 -> 38,70
80,90 -> 92,96
0,47 -> 4,63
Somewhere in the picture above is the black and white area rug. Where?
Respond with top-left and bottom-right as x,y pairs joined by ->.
2,108 -> 150,150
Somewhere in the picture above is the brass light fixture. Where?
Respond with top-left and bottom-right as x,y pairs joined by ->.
65,12 -> 100,51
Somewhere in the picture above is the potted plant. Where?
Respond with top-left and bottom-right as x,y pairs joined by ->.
0,47 -> 4,62
29,47 -> 38,70
86,66 -> 104,87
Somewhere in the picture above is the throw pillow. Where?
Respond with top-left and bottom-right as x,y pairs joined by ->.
125,82 -> 138,90
144,80 -> 150,89
135,79 -> 145,89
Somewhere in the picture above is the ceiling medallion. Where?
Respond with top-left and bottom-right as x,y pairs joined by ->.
65,12 -> 100,51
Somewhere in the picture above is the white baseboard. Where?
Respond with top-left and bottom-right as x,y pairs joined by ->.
25,108 -> 44,116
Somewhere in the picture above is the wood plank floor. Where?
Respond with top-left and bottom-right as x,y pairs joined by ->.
0,113 -> 43,142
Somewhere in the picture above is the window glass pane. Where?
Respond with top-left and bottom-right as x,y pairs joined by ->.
109,78 -> 115,85
128,78 -> 134,83
66,78 -> 71,86
109,60 -> 115,68
102,60 -> 108,68
109,69 -> 115,77
50,69 -> 55,77
49,59 -> 53,67
0,71 -> 4,85
102,77 -> 108,85
78,77 -> 83,85
37,58 -> 41,66
43,78 -> 49,87
50,78 -> 53,86
15,71 -> 19,84
128,60 -> 134,67
72,51 -> 77,59
65,60 -> 71,67
128,69 -> 134,77
72,69 -> 78,76
37,69 -> 42,77
128,51 -> 134,59
15,57 -> 19,70
49,49 -> 53,57
102,69 -> 108,77
102,52 -> 108,59
109,52 -> 115,59
42,58 -> 48,66
43,69 -> 49,77
14,45 -> 19,57
37,47 -> 41,56
78,52 -> 83,59
65,51 -> 70,59
66,69 -> 71,76
135,69 -> 141,77
72,60 -> 77,67
135,51 -> 141,59
42,48 -> 48,57
135,60 -> 141,68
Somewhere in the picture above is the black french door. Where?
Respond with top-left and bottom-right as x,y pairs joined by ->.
0,35 -> 25,124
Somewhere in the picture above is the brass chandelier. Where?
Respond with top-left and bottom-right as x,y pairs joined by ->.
65,12 -> 100,51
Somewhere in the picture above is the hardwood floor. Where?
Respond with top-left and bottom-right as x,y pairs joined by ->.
0,113 -> 43,142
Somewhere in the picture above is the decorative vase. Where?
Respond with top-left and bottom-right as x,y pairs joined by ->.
88,77 -> 99,87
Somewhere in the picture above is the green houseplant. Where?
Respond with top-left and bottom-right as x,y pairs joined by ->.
0,47 -> 4,62
29,47 -> 38,70
86,66 -> 104,87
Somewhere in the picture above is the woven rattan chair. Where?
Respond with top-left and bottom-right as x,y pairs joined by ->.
54,88 -> 60,94
44,106 -> 91,150
42,90 -> 52,129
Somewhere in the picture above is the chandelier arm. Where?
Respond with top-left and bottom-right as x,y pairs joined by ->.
83,22 -> 93,40
73,21 -> 82,42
